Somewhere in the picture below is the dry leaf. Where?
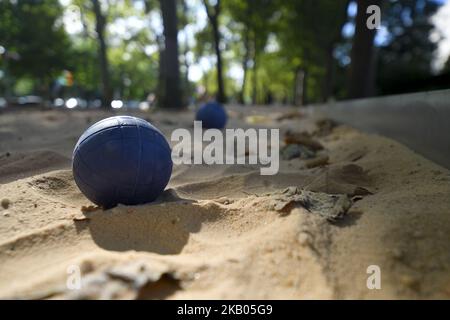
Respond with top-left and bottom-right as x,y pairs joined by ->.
304,155 -> 329,168
81,205 -> 102,213
73,216 -> 90,222
268,187 -> 352,221
281,144 -> 316,160
284,132 -> 324,151
276,111 -> 304,121
315,119 -> 338,136
64,260 -> 181,300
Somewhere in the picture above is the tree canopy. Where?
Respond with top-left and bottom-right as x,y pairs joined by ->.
0,0 -> 447,106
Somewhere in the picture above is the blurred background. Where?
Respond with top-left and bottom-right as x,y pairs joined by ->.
0,0 -> 449,110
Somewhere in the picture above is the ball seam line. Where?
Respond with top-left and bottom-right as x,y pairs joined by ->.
132,117 -> 143,200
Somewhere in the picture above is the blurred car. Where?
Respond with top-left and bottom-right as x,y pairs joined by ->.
0,97 -> 7,109
53,97 -> 65,108
138,101 -> 151,111
65,97 -> 87,109
111,99 -> 124,109
125,100 -> 140,109
88,99 -> 102,109
17,95 -> 43,107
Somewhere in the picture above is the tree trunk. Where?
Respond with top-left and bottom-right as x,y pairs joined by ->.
251,36 -> 258,105
183,35 -> 190,87
159,0 -> 182,109
203,67 -> 209,95
348,0 -> 382,99
92,0 -> 112,107
239,30 -> 250,104
294,68 -> 307,106
212,19 -> 225,103
302,69 -> 308,105
203,0 -> 226,103
156,34 -> 164,105
323,45 -> 334,102
323,0 -> 351,102
182,0 -> 190,88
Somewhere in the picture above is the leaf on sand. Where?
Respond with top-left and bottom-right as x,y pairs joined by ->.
304,155 -> 329,168
245,115 -> 272,124
276,111 -> 304,121
281,144 -> 316,160
81,205 -> 102,213
64,260 -> 181,300
73,216 -> 90,222
269,187 -> 352,221
284,131 -> 324,151
314,118 -> 338,136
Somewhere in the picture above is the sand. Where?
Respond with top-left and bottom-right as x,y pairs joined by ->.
0,106 -> 449,299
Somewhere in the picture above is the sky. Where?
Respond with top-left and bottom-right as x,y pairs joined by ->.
60,0 -> 450,83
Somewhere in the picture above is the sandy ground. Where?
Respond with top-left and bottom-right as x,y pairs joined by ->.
0,106 -> 449,299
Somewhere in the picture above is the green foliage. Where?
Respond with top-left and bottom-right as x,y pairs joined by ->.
275,0 -> 349,102
0,0 -> 445,103
0,0 -> 72,90
109,45 -> 159,100
14,77 -> 34,95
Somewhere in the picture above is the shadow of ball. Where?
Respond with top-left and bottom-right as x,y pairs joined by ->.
72,116 -> 172,208
195,102 -> 227,129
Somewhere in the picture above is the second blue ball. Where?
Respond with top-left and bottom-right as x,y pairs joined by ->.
195,102 -> 227,129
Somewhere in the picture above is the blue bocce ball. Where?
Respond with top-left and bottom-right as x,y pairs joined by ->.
72,116 -> 172,208
195,102 -> 227,129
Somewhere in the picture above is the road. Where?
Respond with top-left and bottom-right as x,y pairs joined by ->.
311,89 -> 450,170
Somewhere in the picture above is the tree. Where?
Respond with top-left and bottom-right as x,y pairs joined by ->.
348,0 -> 382,99
247,0 -> 274,105
179,0 -> 195,104
376,0 -> 440,95
0,0 -> 72,96
226,0 -> 279,104
226,0 -> 250,103
276,0 -> 350,104
202,0 -> 226,103
91,0 -> 112,106
159,0 -> 182,108
321,0 -> 351,102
